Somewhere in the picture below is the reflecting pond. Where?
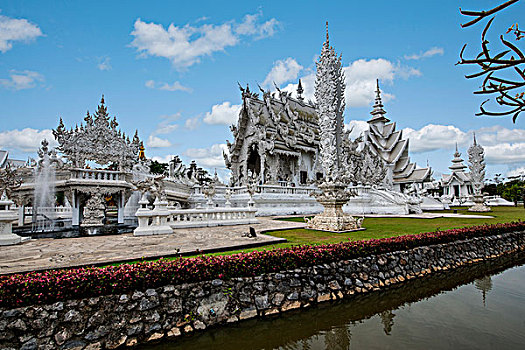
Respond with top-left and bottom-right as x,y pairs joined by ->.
142,254 -> 525,350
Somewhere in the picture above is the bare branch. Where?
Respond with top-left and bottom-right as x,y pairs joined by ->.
460,0 -> 520,27
459,0 -> 525,122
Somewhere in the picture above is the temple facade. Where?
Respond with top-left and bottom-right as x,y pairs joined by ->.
224,84 -> 322,187
363,80 -> 433,193
226,80 -> 433,194
441,144 -> 474,203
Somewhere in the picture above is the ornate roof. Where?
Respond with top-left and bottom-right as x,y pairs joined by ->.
368,79 -> 390,124
441,171 -> 471,186
226,84 -> 320,165
364,80 -> 431,184
449,143 -> 467,172
52,96 -> 143,170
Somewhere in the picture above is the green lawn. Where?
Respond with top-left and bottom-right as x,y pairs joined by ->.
195,206 -> 525,257
107,206 -> 524,264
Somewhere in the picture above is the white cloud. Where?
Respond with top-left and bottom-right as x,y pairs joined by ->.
153,113 -> 181,135
484,143 -> 525,164
145,80 -> 192,92
0,128 -> 56,153
281,71 -> 316,102
185,116 -> 200,130
183,143 -> 228,168
203,101 -> 241,125
145,114 -> 181,149
506,167 -> 525,178
472,125 -> 525,146
262,57 -> 303,87
399,123 -> 525,166
404,47 -> 444,60
151,154 -> 177,164
343,59 -> 420,107
235,12 -> 279,39
345,120 -> 369,140
97,57 -> 112,71
403,124 -> 467,153
130,13 -> 279,69
281,58 -> 421,107
146,135 -> 172,148
0,14 -> 43,53
0,70 -> 44,90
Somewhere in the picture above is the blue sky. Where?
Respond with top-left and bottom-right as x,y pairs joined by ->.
1,0 -> 524,181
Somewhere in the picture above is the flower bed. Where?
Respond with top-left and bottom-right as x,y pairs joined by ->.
1,222 -> 524,308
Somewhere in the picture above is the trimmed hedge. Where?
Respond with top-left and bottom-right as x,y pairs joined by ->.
1,221 -> 524,308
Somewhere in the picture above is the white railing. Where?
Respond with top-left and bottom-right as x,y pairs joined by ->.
70,168 -> 124,181
257,184 -> 316,195
134,198 -> 173,236
167,207 -> 258,228
193,184 -> 317,196
25,206 -> 72,218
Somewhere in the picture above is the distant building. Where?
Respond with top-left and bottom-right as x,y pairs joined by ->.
440,144 -> 473,200
0,150 -> 26,169
363,80 -> 433,192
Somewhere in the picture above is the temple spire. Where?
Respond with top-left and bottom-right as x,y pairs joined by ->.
325,21 -> 329,45
369,79 -> 389,123
450,143 -> 467,172
473,132 -> 477,145
315,20 -> 345,181
296,79 -> 304,100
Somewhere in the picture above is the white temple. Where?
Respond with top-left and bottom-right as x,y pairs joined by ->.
363,80 -> 433,192
222,73 -> 437,215
225,83 -> 321,187
440,144 -> 474,206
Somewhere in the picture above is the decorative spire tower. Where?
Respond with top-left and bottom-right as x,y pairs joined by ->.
468,133 -> 490,212
314,21 -> 346,182
306,22 -> 361,232
449,143 -> 467,173
369,79 -> 389,123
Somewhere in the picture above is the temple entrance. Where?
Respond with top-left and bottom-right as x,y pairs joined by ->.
300,171 -> 308,185
454,185 -> 460,197
247,145 -> 261,178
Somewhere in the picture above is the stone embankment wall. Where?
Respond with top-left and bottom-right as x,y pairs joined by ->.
1,231 -> 523,350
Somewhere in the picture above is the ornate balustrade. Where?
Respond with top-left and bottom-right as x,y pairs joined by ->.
167,207 -> 258,229
134,198 -> 173,236
70,168 -> 125,182
24,206 -> 72,218
257,184 -> 316,195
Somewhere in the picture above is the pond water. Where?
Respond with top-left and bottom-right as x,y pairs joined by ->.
142,255 -> 525,350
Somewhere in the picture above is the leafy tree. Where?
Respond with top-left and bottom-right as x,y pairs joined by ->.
502,181 -> 524,206
458,0 -> 525,122
149,160 -> 168,175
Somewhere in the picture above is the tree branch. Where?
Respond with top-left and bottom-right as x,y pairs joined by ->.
460,0 -> 520,27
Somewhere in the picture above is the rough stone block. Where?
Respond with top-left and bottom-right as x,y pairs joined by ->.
147,332 -> 164,342
239,308 -> 257,320
317,294 -> 331,303
167,327 -> 181,337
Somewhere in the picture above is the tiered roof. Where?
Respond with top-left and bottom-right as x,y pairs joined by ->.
449,144 -> 467,172
441,144 -> 471,185
226,84 -> 320,166
364,80 -> 432,184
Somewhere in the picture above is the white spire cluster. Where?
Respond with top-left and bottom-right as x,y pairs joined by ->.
314,22 -> 346,182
